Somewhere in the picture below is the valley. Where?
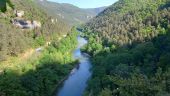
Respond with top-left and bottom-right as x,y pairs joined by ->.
1,0 -> 170,96
35,0 -> 106,26
57,36 -> 91,96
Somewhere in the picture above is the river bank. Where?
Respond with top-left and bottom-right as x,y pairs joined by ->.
0,29 -> 78,96
56,36 -> 92,96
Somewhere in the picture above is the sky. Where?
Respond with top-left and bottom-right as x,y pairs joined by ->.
47,0 -> 118,8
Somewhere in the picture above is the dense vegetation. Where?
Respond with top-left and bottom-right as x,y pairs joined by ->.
0,0 -> 13,12
0,0 -> 7,12
0,0 -> 80,96
81,0 -> 170,95
3,0 -> 170,96
0,28 -> 78,96
35,0 -> 106,25
0,0 -> 70,61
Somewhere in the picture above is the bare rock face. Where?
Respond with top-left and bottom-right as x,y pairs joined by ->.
15,10 -> 24,18
32,20 -> 41,28
12,19 -> 24,28
63,34 -> 67,37
11,10 -> 41,29
12,19 -> 41,29
0,0 -> 7,12
51,19 -> 54,23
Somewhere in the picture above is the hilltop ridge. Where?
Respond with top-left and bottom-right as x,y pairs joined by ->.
35,0 -> 106,25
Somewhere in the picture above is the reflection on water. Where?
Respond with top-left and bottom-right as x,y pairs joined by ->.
57,36 -> 92,96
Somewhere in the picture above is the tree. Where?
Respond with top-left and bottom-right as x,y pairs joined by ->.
99,88 -> 112,96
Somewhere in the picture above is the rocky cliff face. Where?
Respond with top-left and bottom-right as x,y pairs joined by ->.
11,10 -> 41,29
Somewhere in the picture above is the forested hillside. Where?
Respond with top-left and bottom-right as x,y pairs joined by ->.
0,0 -> 70,61
0,0 -> 79,96
35,0 -> 106,25
0,28 -> 78,96
81,0 -> 170,95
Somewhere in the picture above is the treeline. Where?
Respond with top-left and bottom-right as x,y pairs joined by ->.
81,0 -> 170,96
0,28 -> 78,96
0,0 -> 70,61
85,0 -> 169,46
0,0 -> 14,12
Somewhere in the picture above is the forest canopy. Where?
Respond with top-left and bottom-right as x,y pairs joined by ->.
81,0 -> 170,96
0,0 -> 70,61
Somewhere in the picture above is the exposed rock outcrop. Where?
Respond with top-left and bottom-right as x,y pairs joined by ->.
51,18 -> 58,24
15,10 -> 24,17
63,34 -> 67,37
12,18 -> 41,29
11,10 -> 41,29
32,20 -> 41,28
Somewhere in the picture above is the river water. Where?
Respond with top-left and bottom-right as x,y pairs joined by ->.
56,36 -> 92,96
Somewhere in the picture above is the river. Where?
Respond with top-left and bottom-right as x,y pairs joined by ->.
56,36 -> 92,96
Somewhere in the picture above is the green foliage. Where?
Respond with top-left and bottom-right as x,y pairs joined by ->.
0,29 -> 78,96
6,0 -> 14,9
0,0 -> 70,61
0,0 -> 79,96
0,0 -> 14,12
82,0 -> 170,96
35,36 -> 45,46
